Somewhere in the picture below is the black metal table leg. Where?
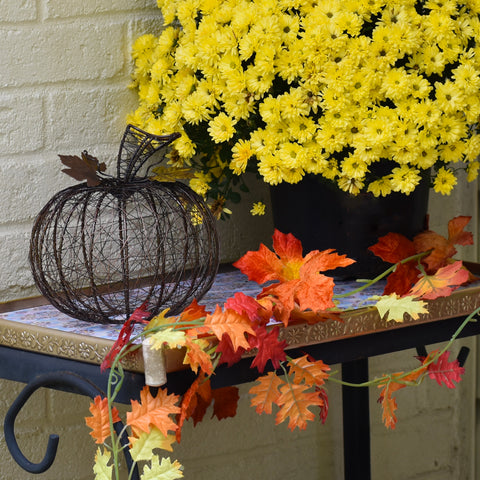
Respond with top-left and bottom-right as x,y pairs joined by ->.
342,358 -> 371,480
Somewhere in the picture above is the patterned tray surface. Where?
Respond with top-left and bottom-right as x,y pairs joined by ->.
0,270 -> 385,342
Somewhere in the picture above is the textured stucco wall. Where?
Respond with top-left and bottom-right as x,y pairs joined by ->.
0,1 -> 478,479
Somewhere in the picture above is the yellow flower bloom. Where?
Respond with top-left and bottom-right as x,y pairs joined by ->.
391,166 -> 421,194
250,202 -> 266,216
433,167 -> 457,195
230,139 -> 253,175
190,172 -> 212,196
367,177 -> 393,197
467,161 -> 480,182
207,113 -> 237,143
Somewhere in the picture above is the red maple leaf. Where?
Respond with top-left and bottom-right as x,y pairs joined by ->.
426,351 -> 465,388
369,232 -> 417,264
249,325 -> 287,373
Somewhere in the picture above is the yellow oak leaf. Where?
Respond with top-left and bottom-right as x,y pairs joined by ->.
140,455 -> 184,480
129,427 -> 175,462
374,294 -> 428,323
93,447 -> 112,480
148,328 -> 186,350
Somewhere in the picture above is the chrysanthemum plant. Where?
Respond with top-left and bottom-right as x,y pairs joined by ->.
128,0 -> 480,218
86,216 -> 478,479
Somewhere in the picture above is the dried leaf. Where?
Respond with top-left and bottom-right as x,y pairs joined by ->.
85,396 -> 121,444
60,151 -> 106,187
151,166 -> 194,182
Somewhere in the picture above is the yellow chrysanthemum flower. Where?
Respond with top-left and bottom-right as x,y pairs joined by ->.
250,201 -> 266,216
230,139 -> 254,175
433,167 -> 458,195
207,113 -> 237,143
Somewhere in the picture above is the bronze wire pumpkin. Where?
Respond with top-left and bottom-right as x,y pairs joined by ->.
29,125 -> 219,324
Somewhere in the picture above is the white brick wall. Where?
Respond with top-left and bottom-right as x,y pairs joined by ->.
0,1 -> 477,479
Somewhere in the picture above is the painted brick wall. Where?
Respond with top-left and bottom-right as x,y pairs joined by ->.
0,1 -> 477,479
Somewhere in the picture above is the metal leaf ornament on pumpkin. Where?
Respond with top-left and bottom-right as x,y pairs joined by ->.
30,125 -> 219,324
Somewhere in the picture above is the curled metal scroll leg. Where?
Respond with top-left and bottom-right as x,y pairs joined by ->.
4,371 -> 138,478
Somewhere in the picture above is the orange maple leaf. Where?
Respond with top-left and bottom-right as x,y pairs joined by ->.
234,231 -> 354,325
126,386 -> 180,438
408,261 -> 469,300
204,305 -> 255,351
249,371 -> 284,415
275,382 -> 324,431
413,216 -> 473,272
85,396 -> 121,444
288,355 -> 331,387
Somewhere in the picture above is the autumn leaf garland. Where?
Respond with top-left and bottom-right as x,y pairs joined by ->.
86,218 -> 476,479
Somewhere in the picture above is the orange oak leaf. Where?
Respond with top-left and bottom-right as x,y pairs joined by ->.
204,305 -> 255,351
408,261 -> 469,300
249,371 -> 284,415
127,386 -> 180,438
275,382 -> 324,431
85,396 -> 121,444
249,325 -> 287,373
426,351 -> 465,388
211,386 -> 239,420
413,216 -> 473,272
184,336 -> 214,375
288,355 -> 331,387
377,356 -> 432,429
